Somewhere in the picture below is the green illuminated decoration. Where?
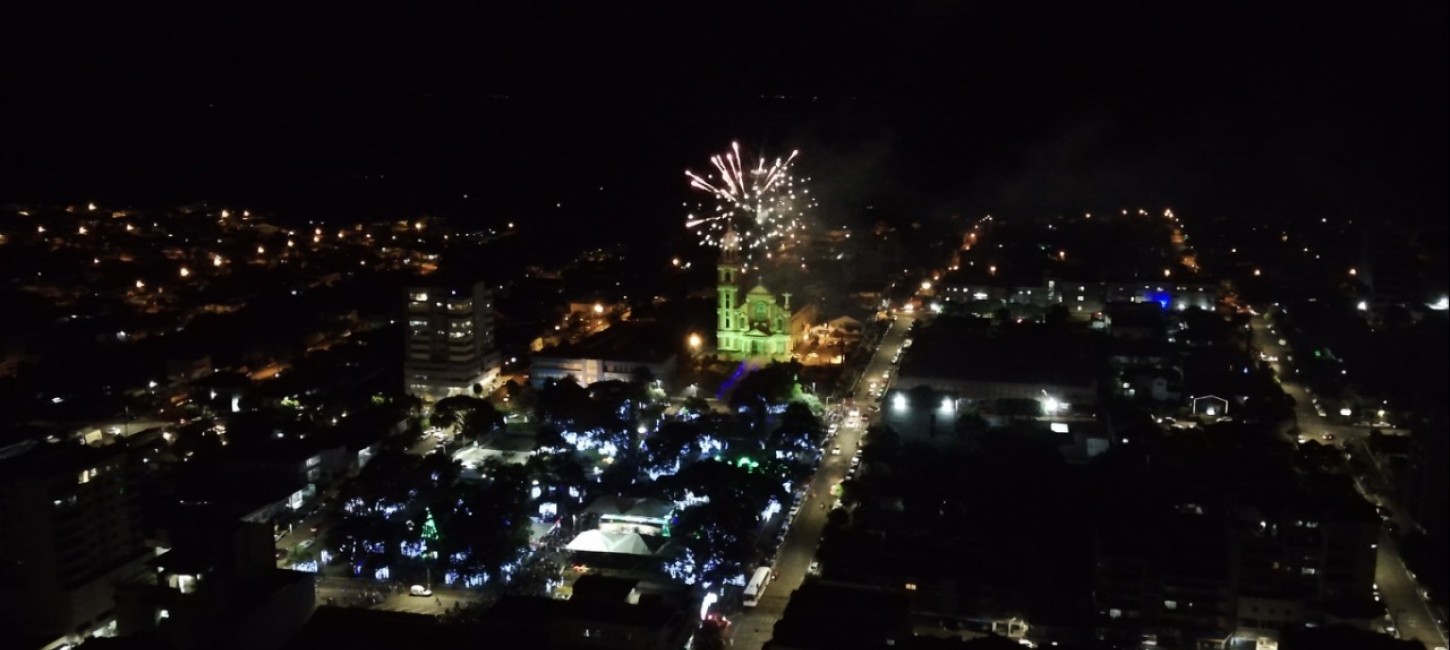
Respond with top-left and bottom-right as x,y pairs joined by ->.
421,508 -> 440,544
715,246 -> 795,362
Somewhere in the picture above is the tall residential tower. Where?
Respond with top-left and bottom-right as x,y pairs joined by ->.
404,282 -> 500,399
0,441 -> 148,642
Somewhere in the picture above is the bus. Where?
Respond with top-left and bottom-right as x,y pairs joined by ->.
742,567 -> 772,607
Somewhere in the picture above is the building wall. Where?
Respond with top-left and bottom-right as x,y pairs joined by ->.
530,355 -> 677,389
1094,550 -> 1237,648
0,448 -> 148,639
716,261 -> 795,362
227,570 -> 317,650
1234,516 -> 1377,605
404,283 -> 501,399
1236,595 -> 1305,636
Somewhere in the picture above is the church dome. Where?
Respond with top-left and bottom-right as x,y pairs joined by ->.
747,284 -> 772,297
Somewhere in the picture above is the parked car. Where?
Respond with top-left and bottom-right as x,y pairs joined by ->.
409,585 -> 433,597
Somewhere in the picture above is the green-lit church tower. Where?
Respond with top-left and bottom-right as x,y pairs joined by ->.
715,230 -> 794,361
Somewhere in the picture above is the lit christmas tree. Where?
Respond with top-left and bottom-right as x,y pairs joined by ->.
421,508 -> 440,560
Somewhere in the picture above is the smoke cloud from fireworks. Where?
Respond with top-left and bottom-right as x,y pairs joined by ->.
685,141 -> 814,259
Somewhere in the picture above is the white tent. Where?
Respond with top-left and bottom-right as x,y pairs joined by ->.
565,530 -> 657,556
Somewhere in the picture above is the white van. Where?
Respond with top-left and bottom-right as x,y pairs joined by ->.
742,567 -> 772,607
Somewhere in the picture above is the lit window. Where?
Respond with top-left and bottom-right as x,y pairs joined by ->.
169,574 -> 200,593
1109,608 -> 1122,619
1077,295 -> 1085,302
1164,600 -> 1178,610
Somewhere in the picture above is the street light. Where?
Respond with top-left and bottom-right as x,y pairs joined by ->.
1042,397 -> 1061,414
688,333 -> 702,351
1041,390 -> 1062,415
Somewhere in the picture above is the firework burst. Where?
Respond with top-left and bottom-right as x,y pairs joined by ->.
685,141 -> 813,258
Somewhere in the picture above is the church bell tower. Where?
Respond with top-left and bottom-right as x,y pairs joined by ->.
716,229 -> 741,351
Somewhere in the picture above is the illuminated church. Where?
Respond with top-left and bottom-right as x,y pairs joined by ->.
715,232 -> 794,361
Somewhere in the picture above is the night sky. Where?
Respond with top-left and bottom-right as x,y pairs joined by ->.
3,2 -> 1445,247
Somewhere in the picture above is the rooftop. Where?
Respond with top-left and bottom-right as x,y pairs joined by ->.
0,437 -> 131,484
535,320 -> 679,364
564,530 -> 667,556
897,319 -> 1099,387
584,495 -> 675,521
768,581 -> 911,650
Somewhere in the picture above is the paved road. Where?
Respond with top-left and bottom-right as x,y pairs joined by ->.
315,577 -> 483,615
729,313 -> 916,650
1377,535 -> 1447,648
275,509 -> 328,560
1252,312 -> 1447,649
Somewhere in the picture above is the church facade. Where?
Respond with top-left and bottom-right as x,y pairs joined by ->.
716,252 -> 794,361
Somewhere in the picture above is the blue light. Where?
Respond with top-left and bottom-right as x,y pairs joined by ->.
717,361 -> 750,399
1146,291 -> 1172,310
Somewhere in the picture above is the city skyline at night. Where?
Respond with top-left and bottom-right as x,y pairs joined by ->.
1,4 -> 1445,650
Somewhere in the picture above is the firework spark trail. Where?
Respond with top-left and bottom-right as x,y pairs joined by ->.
685,142 -> 813,258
